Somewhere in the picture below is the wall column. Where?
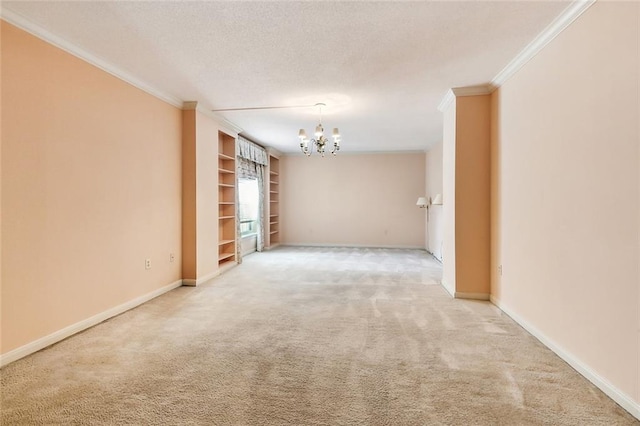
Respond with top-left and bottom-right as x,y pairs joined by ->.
440,88 -> 491,299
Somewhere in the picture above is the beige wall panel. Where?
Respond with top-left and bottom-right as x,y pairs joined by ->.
455,95 -> 491,295
195,112 -> 220,280
182,110 -> 197,280
1,23 -> 182,353
281,153 -> 425,248
442,100 -> 457,295
425,142 -> 444,260
492,1 -> 639,401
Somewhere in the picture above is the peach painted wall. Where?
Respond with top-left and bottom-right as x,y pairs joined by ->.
425,141 -> 443,260
0,21 -> 4,354
182,109 -> 197,280
441,95 -> 491,298
195,111 -> 221,281
1,23 -> 182,354
442,100 -> 456,296
454,95 -> 491,296
182,105 -> 237,284
281,153 -> 425,248
491,0 -> 639,404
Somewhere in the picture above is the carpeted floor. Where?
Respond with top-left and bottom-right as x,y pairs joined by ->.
1,246 -> 637,425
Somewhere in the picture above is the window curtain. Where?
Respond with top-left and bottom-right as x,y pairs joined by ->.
236,137 -> 267,263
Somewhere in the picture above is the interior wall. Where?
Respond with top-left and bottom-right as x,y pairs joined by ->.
454,95 -> 491,296
182,109 -> 197,281
241,235 -> 257,256
281,153 -> 425,248
1,23 -> 182,354
195,111 -> 220,281
491,0 -> 639,405
0,21 -> 4,355
442,100 -> 456,296
425,141 -> 443,260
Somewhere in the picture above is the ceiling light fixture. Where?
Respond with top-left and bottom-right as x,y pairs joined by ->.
298,103 -> 340,156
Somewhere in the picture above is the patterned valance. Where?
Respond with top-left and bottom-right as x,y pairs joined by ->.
237,136 -> 268,165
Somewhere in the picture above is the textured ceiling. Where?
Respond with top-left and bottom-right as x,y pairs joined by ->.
3,1 -> 571,153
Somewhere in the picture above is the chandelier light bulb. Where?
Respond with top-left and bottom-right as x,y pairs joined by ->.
298,103 -> 342,156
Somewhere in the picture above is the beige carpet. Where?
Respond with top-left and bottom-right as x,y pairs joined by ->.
1,246 -> 637,425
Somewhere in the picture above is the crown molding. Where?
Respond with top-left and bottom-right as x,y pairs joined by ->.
451,85 -> 494,97
266,147 -> 283,158
439,0 -> 595,112
209,111 -> 243,136
1,8 -> 184,108
491,0 -> 596,87
182,101 -> 244,135
437,84 -> 493,112
437,90 -> 455,113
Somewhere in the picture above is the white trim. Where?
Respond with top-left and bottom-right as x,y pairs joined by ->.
491,0 -> 596,87
451,85 -> 493,97
282,243 -> 425,250
214,261 -> 238,277
196,269 -> 221,286
181,269 -> 225,287
492,298 -> 640,421
0,280 -> 183,367
242,248 -> 257,257
454,291 -> 490,301
426,250 -> 443,264
182,101 -> 199,110
182,262 -> 238,287
438,85 -> 493,112
182,278 -> 197,287
183,101 -> 243,136
267,147 -> 283,159
439,0 -> 596,107
437,90 -> 455,112
440,279 -> 455,298
0,9 -> 183,109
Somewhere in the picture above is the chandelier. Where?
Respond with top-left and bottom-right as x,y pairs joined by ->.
298,103 -> 341,156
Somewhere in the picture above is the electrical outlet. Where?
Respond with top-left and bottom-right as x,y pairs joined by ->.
169,253 -> 175,263
145,258 -> 151,270
498,265 -> 503,276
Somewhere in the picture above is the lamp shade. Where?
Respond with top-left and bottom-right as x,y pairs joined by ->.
298,129 -> 307,139
432,194 -> 443,205
416,197 -> 427,207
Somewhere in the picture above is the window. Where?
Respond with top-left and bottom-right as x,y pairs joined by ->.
238,179 -> 259,237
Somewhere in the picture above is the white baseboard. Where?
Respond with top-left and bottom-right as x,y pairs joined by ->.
426,250 -> 443,263
0,279 -> 183,367
196,269 -> 222,286
282,243 -> 425,250
242,248 -> 257,257
182,262 -> 237,287
454,291 -> 490,301
440,279 -> 455,298
491,298 -> 640,420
